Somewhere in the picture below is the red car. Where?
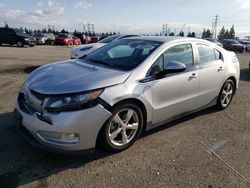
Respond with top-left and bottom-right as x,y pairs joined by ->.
73,37 -> 81,45
54,33 -> 74,45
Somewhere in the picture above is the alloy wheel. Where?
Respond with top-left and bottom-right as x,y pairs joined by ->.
108,108 -> 139,147
221,82 -> 233,107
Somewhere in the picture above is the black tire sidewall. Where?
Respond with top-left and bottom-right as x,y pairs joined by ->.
217,79 -> 235,110
100,103 -> 144,152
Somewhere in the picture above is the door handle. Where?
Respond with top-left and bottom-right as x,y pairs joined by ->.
218,66 -> 223,72
189,73 -> 197,79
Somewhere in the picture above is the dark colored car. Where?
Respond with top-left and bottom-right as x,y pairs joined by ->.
220,39 -> 245,53
0,27 -> 36,47
54,33 -> 74,45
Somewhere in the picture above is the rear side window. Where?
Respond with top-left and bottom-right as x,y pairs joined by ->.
214,49 -> 223,60
197,44 -> 216,64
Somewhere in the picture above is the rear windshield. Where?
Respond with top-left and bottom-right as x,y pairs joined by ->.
98,35 -> 120,43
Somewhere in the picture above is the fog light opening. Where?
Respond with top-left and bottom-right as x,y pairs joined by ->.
37,131 -> 79,145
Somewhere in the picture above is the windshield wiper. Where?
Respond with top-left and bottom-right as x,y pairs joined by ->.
88,58 -> 115,68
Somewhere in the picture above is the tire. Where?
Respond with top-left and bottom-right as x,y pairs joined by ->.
98,103 -> 144,152
17,41 -> 23,47
216,79 -> 235,110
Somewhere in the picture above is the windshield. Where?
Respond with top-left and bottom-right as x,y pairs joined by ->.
81,39 -> 163,71
33,33 -> 42,37
14,29 -> 29,37
57,33 -> 68,38
227,40 -> 240,44
98,35 -> 120,43
206,38 -> 217,42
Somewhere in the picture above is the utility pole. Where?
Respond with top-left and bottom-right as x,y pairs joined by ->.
162,24 -> 167,36
213,14 -> 219,39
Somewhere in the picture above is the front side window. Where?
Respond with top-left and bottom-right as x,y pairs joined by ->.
148,43 -> 193,76
82,39 -> 162,70
164,43 -> 194,67
197,44 -> 216,64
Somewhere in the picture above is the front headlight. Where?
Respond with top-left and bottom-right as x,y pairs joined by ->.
45,89 -> 104,112
24,38 -> 29,41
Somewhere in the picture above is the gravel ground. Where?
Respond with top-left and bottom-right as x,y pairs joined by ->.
0,45 -> 249,188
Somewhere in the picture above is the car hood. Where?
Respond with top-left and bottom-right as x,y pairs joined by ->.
231,44 -> 244,47
27,60 -> 131,95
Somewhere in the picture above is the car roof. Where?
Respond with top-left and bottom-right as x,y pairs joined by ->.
124,36 -> 209,44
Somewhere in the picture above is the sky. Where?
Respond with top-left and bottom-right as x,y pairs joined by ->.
0,0 -> 249,38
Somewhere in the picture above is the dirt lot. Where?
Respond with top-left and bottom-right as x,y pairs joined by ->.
0,45 -> 250,188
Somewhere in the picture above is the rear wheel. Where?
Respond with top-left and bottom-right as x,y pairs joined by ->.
99,103 -> 143,152
217,79 -> 235,109
17,41 -> 23,47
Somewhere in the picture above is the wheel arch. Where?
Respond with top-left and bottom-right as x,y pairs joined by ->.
226,76 -> 237,94
95,98 -> 148,148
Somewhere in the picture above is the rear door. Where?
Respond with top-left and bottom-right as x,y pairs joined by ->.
196,43 -> 225,106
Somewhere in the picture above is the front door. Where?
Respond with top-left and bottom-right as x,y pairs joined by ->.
149,43 -> 199,124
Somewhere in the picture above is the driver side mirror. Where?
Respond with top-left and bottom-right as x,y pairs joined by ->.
156,60 -> 186,77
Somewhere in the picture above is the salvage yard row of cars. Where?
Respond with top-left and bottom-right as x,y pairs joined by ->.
0,27 -> 250,53
0,27 -> 83,47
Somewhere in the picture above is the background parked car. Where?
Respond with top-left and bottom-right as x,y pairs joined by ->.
54,33 -> 74,45
45,33 -> 56,45
239,40 -> 250,51
36,33 -> 50,45
71,34 -> 139,59
0,27 -> 36,47
204,38 -> 223,47
220,39 -> 245,53
73,37 -> 81,45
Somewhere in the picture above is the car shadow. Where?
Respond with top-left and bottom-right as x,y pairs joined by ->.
0,45 -> 30,48
23,66 -> 40,74
240,68 -> 250,82
0,106 -> 218,187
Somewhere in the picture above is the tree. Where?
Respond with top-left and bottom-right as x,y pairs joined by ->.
225,29 -> 229,39
169,32 -> 175,36
187,32 -> 192,37
179,31 -> 184,37
191,32 -> 196,38
202,28 -> 206,38
24,28 -> 29,34
218,26 -> 226,40
48,28 -> 53,33
229,25 -> 235,39
42,28 -> 47,33
61,29 -> 66,33
4,22 -> 9,28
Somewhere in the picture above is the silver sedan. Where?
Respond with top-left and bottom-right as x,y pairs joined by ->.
14,36 -> 240,154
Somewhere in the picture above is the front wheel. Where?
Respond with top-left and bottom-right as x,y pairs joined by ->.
217,79 -> 235,110
99,103 -> 144,152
